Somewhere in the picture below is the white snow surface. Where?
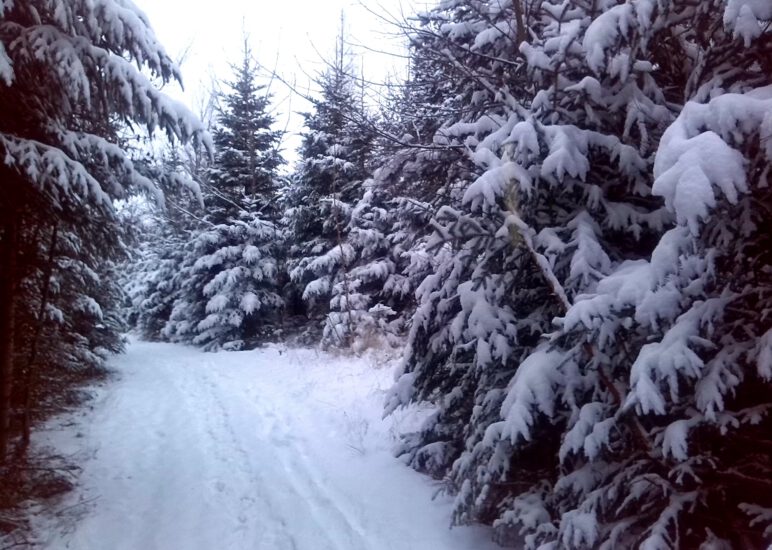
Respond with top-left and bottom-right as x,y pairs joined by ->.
28,339 -> 497,550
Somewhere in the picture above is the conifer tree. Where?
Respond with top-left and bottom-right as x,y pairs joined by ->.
126,220 -> 190,341
0,0 -> 207,459
386,0 -> 772,547
303,14 -> 490,351
206,40 -> 284,221
285,34 -> 374,332
163,43 -> 285,350
320,180 -> 404,350
123,143 -> 205,341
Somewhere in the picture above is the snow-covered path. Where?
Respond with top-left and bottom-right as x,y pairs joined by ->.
32,340 -> 497,550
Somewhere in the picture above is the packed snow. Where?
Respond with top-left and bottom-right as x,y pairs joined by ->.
27,339 -> 498,550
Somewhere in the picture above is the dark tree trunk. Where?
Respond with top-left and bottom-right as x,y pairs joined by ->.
0,212 -> 19,462
19,221 -> 59,452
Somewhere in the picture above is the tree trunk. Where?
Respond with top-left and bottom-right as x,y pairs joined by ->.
513,0 -> 526,43
20,221 -> 58,452
0,213 -> 19,462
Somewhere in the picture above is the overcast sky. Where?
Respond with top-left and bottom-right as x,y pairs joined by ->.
134,0 -> 427,163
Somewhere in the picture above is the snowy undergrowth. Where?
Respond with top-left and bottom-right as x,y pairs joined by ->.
16,339 -> 497,550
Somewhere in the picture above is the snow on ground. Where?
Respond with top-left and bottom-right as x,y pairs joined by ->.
27,339 -> 499,550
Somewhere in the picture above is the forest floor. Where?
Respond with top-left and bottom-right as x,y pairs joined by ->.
20,339 -> 498,550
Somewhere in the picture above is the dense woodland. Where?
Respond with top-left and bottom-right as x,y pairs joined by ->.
1,0 -> 771,548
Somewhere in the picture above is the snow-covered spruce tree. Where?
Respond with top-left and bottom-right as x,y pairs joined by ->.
7,202 -> 128,454
163,205 -> 283,351
33,212 -> 127,375
512,3 -> 772,547
385,0 -> 572,488
0,0 -> 207,458
285,46 -> 374,333
386,0 -> 771,547
318,24 -> 482,350
163,45 -> 285,351
122,143 -> 205,341
320,180 -> 403,351
205,41 -> 284,223
126,219 -> 191,341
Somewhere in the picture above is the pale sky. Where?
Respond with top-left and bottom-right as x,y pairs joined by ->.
134,0 -> 427,164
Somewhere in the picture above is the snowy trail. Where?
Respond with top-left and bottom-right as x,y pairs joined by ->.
31,340 -> 497,550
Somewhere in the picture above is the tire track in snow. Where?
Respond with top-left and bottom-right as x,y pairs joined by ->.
246,384 -> 374,550
199,365 -> 350,550
186,363 -> 302,550
33,341 -> 500,550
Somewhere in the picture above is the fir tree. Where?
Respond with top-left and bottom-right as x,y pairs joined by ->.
317,12 -> 497,351
123,142 -> 205,341
386,0 -> 772,547
0,0 -> 207,460
285,36 -> 375,331
163,43 -> 285,350
206,40 -> 284,221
